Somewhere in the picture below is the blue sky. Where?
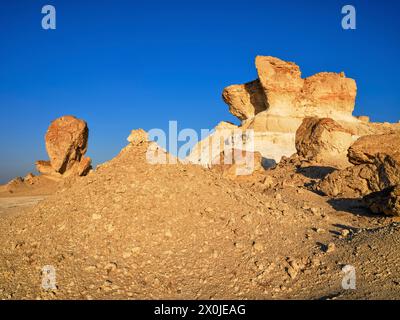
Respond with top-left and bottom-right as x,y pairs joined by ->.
0,0 -> 399,183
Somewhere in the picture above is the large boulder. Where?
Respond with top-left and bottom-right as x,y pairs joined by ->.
364,185 -> 400,216
348,132 -> 400,165
317,154 -> 400,198
36,115 -> 92,178
295,117 -> 355,168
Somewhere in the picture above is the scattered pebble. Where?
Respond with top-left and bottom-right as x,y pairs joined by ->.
325,243 -> 336,253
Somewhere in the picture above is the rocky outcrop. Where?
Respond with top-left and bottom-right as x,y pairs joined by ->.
127,129 -> 149,146
298,72 -> 357,119
36,116 -> 92,179
211,149 -> 263,178
255,56 -> 304,117
242,56 -> 358,129
188,56 -> 399,166
348,132 -> 400,165
364,185 -> 400,216
318,132 -> 400,198
222,80 -> 267,121
295,117 -> 356,168
185,121 -> 241,166
318,154 -> 400,198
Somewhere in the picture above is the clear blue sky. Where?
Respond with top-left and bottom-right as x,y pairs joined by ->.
0,0 -> 399,183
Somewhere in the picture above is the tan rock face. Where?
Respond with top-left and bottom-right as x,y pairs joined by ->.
211,149 -> 263,178
225,56 -> 357,122
255,56 -> 304,116
127,129 -> 149,146
45,115 -> 88,173
295,117 -> 355,168
298,72 -> 357,118
36,116 -> 92,178
222,80 -> 267,121
188,55 -> 399,166
364,185 -> 400,216
348,132 -> 400,165
317,154 -> 400,198
185,121 -> 240,166
35,160 -> 56,176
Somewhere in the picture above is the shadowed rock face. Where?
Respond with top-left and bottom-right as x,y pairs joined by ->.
222,80 -> 267,121
364,185 -> 400,216
36,115 -> 92,179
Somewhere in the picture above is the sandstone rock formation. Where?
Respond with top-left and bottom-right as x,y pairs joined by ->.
36,116 -> 92,179
186,121 -> 243,166
318,131 -> 400,198
364,185 -> 400,216
318,154 -> 400,198
222,80 -> 266,121
127,129 -> 149,146
348,132 -> 400,165
211,149 -> 263,178
188,56 -> 400,166
295,117 -> 356,168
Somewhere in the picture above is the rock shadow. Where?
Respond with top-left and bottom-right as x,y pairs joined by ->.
261,157 -> 277,170
296,165 -> 337,180
244,80 -> 269,115
327,198 -> 375,217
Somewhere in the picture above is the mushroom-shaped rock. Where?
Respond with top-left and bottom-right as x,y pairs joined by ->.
36,115 -> 92,178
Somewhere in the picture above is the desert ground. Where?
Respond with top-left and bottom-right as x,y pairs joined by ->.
1,56 -> 399,300
1,143 -> 400,300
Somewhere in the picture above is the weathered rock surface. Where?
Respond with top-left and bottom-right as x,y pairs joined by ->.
242,56 -> 358,127
189,56 -> 399,166
297,72 -> 357,119
45,115 -> 89,173
364,185 -> 400,216
317,154 -> 400,198
295,117 -> 356,168
127,129 -> 149,146
222,80 -> 267,121
35,161 -> 58,177
211,148 -> 263,178
255,56 -> 304,117
185,121 -> 240,166
36,116 -> 92,178
348,132 -> 400,165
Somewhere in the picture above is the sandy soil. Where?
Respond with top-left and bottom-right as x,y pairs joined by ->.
0,196 -> 46,214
